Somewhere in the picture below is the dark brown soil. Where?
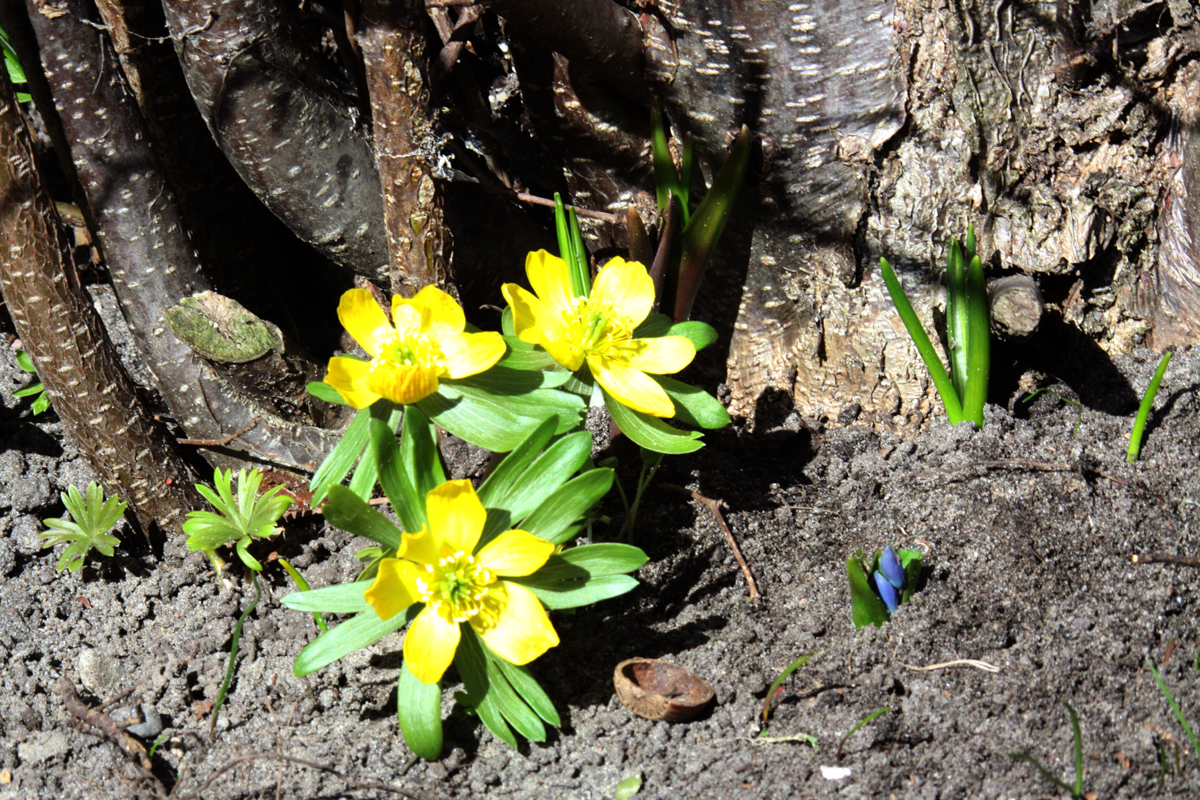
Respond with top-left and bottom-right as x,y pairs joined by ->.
2,296 -> 1199,799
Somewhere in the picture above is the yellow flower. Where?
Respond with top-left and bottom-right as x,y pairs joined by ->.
324,287 -> 505,408
501,251 -> 696,417
364,480 -> 559,684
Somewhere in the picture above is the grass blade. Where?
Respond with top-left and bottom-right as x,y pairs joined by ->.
1149,662 -> 1200,760
879,258 -> 963,424
1128,350 -> 1172,463
761,653 -> 815,725
961,252 -> 990,429
210,576 -> 261,741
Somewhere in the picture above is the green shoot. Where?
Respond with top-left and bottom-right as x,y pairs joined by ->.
147,731 -> 170,760
880,227 -> 990,428
761,652 -> 815,726
38,482 -> 127,572
1009,700 -> 1085,797
604,773 -> 643,800
279,557 -> 327,632
1148,661 -> 1199,761
608,449 -> 664,541
0,22 -> 32,103
183,468 -> 293,572
554,193 -> 591,298
209,575 -> 261,741
13,350 -> 50,415
836,707 -> 891,759
1128,349 -> 1172,464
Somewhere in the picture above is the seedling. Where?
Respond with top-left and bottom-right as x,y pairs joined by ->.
13,350 -> 50,415
847,545 -> 923,628
1009,700 -> 1085,797
1148,661 -> 1199,762
761,652 -> 816,726
183,467 -> 293,572
39,482 -> 127,572
880,227 -> 989,428
836,707 -> 892,759
1128,349 -> 1172,464
209,576 -> 261,740
604,773 -> 643,800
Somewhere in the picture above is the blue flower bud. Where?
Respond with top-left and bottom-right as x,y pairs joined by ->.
879,545 -> 905,589
874,570 -> 900,613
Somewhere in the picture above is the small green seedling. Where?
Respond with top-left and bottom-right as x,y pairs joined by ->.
39,482 -> 127,572
756,652 -> 819,747
604,773 -> 643,800
1009,700 -> 1085,798
13,350 -> 50,415
836,707 -> 892,759
183,467 -> 293,572
847,545 -> 923,628
1128,349 -> 1172,464
880,227 -> 989,428
209,576 -> 261,740
1148,661 -> 1199,762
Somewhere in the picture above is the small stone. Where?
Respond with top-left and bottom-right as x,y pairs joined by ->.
78,649 -> 122,694
111,704 -> 163,738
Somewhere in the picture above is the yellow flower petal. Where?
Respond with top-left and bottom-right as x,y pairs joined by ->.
441,331 -> 506,380
404,606 -> 461,684
473,581 -> 559,666
476,529 -> 554,577
324,356 -> 380,409
425,480 -> 485,555
399,525 -> 441,566
525,249 -> 575,312
400,285 -> 465,338
501,283 -> 585,371
366,362 -> 440,405
623,335 -> 696,374
337,288 -> 393,356
364,558 -> 423,620
591,257 -> 654,328
590,355 -> 676,417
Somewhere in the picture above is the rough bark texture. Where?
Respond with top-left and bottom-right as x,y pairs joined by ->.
0,68 -> 201,533
162,0 -> 390,279
359,0 -> 450,297
15,0 -> 339,472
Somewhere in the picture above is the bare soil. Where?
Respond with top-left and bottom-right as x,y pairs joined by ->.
2,292 -> 1199,800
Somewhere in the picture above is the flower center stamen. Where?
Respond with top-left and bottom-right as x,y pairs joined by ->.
414,551 -> 495,623
376,330 -> 446,372
568,297 -> 631,356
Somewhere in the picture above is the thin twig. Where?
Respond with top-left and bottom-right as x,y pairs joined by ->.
56,677 -> 157,775
664,484 -> 760,603
177,420 -> 259,447
902,659 -> 1001,673
1132,553 -> 1200,568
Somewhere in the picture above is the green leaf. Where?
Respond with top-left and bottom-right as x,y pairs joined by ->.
374,418 -> 426,534
632,313 -> 673,339
479,646 -> 546,742
293,606 -> 414,676
305,380 -> 350,406
310,407 -> 371,505
962,249 -> 990,429
666,321 -> 718,351
497,335 -> 559,371
605,390 -> 703,454
418,374 -> 583,453
655,376 -> 730,429
847,551 -> 890,629
400,405 -> 445,499
30,391 -> 50,415
515,574 -> 641,610
611,773 -> 644,800
323,485 -> 404,549
454,627 -> 517,748
476,417 -> 559,510
483,431 -> 594,529
491,658 -> 560,727
519,470 -> 614,545
398,660 -> 444,760
672,125 -> 751,321
879,257 -> 964,425
945,238 -> 969,401
897,548 -> 923,605
14,349 -> 34,373
12,382 -> 42,398
282,580 -> 373,613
